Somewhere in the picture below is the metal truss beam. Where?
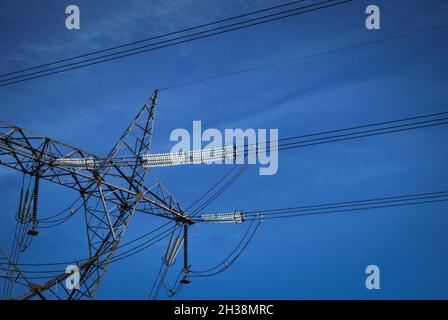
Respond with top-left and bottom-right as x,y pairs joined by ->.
0,90 -> 192,300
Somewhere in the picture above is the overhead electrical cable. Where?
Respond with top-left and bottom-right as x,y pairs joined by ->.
2,223 -> 179,280
160,23 -> 448,90
0,0 -> 309,79
0,0 -> 352,87
108,111 -> 448,166
190,165 -> 249,217
242,191 -> 448,216
185,165 -> 239,212
190,215 -> 262,277
242,199 -> 448,221
14,221 -> 175,269
224,191 -> 448,221
237,113 -> 448,156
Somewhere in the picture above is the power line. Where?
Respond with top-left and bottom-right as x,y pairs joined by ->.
196,190 -> 448,222
244,198 -> 448,221
108,111 -> 448,165
243,191 -> 448,216
0,1 -> 308,79
137,165 -> 249,217
14,221 -> 175,268
1,225 -> 175,280
266,120 -> 448,153
0,0 -> 352,87
3,223 -> 178,280
160,23 -> 448,90
238,114 -> 448,156
148,227 -> 184,300
185,165 -> 239,212
17,109 -> 445,269
190,216 -> 262,278
274,112 -> 448,143
191,165 -> 249,216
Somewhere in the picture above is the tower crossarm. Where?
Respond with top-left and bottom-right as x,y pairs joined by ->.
0,120 -> 187,221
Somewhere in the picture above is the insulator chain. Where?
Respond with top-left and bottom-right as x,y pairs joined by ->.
28,170 -> 40,236
180,223 -> 191,284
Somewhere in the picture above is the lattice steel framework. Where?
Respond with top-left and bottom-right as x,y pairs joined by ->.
0,90 -> 195,299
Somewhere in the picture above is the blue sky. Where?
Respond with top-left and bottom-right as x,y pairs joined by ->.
1,0 -> 448,299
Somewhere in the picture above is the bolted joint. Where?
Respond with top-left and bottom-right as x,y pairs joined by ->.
135,191 -> 144,202
119,202 -> 130,213
93,171 -> 103,186
174,214 -> 195,225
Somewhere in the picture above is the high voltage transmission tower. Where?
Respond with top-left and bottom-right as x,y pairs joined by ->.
1,89 -> 447,299
0,89 -> 254,300
1,0 -> 446,302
